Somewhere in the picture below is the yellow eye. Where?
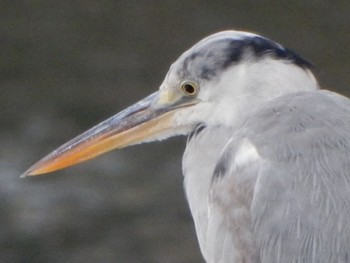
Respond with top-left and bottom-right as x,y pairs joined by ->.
180,81 -> 199,96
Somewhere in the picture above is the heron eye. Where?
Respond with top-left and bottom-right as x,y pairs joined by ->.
181,81 -> 199,96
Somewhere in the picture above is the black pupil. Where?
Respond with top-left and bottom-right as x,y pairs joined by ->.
184,84 -> 195,94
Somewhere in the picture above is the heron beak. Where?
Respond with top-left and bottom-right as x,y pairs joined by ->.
22,91 -> 195,177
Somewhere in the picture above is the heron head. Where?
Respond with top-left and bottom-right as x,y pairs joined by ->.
23,30 -> 319,176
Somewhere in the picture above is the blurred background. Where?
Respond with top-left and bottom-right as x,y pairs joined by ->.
1,1 -> 350,262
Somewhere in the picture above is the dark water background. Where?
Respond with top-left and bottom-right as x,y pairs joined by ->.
1,1 -> 350,262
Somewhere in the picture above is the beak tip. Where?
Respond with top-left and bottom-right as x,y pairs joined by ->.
20,169 -> 33,178
20,165 -> 41,178
20,171 -> 29,178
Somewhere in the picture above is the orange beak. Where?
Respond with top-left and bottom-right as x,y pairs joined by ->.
22,91 -> 195,177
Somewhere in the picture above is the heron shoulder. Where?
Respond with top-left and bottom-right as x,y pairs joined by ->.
209,89 -> 350,262
243,90 -> 350,162
214,90 -> 350,177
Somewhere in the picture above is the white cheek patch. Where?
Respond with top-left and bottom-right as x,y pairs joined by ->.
234,139 -> 260,167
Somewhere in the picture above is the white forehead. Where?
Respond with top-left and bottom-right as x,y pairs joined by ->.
162,31 -> 261,86
195,30 -> 259,45
161,30 -> 310,89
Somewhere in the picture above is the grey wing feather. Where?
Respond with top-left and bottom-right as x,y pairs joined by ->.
210,90 -> 350,263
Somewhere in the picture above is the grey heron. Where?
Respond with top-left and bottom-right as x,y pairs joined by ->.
23,30 -> 350,263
